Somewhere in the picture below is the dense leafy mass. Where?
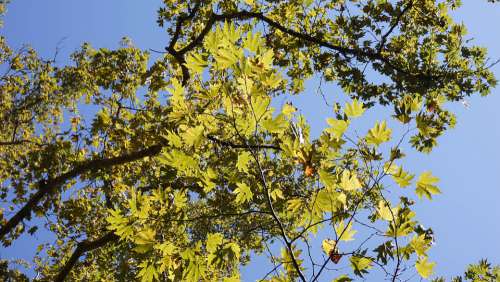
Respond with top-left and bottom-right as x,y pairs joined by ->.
0,0 -> 498,281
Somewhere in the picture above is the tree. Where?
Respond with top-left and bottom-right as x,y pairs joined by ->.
0,0 -> 498,281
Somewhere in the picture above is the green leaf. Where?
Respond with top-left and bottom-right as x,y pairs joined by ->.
393,167 -> 414,188
198,168 -> 217,193
287,198 -> 303,214
133,228 -> 156,254
416,257 -> 436,279
366,121 -> 392,146
222,21 -> 241,44
163,131 -> 182,148
259,49 -> 274,70
416,171 -> 441,200
385,163 -> 414,188
344,99 -> 365,118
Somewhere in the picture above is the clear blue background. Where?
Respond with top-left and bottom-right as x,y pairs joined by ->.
0,1 -> 499,280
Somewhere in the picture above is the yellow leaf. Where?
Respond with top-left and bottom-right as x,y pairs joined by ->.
416,257 -> 436,279
344,99 -> 365,118
326,118 -> 349,139
335,220 -> 356,241
339,170 -> 362,191
377,200 -> 394,221
366,121 -> 392,146
416,171 -> 441,200
322,239 -> 337,254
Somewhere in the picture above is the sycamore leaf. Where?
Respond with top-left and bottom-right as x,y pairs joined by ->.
198,168 -> 217,193
236,151 -> 251,173
319,169 -> 336,189
333,275 -> 353,282
326,118 -> 349,139
185,53 -> 207,74
259,49 -> 274,70
385,163 -> 414,188
262,113 -> 287,134
137,261 -> 159,282
173,190 -> 187,210
366,121 -> 392,146
270,188 -> 284,200
416,171 -> 441,200
133,228 -> 155,250
344,99 -> 365,118
234,183 -> 253,204
163,131 -> 182,148
411,234 -> 430,257
335,220 -> 356,241
204,30 -> 219,52
315,189 -> 345,212
223,276 -> 241,282
243,32 -> 262,53
282,103 -> 297,117
287,198 -> 303,213
339,170 -> 362,191
416,257 -> 436,279
322,239 -> 337,255
350,256 -> 373,276
214,48 -> 240,69
262,72 -> 282,88
222,21 -> 241,43
181,246 -> 206,282
250,96 -> 271,121
377,200 -> 394,221
183,258 -> 204,282
182,125 -> 204,147
392,167 -> 414,188
383,162 -> 399,175
206,233 -> 224,254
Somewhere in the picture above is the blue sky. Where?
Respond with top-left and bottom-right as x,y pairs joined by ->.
1,1 -> 499,280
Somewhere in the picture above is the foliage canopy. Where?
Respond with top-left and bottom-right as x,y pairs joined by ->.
0,0 -> 498,281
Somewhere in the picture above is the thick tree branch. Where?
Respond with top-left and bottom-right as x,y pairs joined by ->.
166,8 -> 436,85
54,232 -> 119,282
0,133 -> 278,241
0,144 -> 163,241
166,2 -> 202,85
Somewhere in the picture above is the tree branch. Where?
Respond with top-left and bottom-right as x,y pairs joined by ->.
0,144 -> 163,241
378,1 -> 414,52
166,8 -> 436,85
54,232 -> 119,282
207,135 -> 281,151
